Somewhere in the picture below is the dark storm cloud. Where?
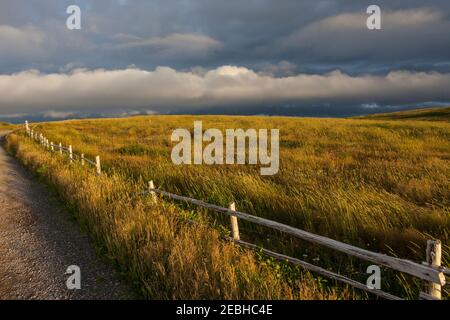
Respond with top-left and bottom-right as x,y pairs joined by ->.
1,0 -> 450,72
0,0 -> 449,117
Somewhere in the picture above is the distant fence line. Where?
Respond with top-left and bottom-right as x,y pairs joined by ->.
25,121 -> 101,175
22,121 -> 448,300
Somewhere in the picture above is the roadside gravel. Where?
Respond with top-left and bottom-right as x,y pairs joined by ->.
0,132 -> 135,300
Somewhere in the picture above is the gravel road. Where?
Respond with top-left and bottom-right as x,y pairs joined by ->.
0,132 -> 135,300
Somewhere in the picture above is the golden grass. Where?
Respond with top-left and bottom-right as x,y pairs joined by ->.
5,114 -> 450,299
355,107 -> 450,122
0,122 -> 13,131
4,132 -> 350,300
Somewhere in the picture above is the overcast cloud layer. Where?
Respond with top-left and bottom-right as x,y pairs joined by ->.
1,67 -> 450,114
0,0 -> 449,119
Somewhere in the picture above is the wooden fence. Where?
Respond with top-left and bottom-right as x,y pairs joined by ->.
25,121 -> 101,175
22,121 -> 448,300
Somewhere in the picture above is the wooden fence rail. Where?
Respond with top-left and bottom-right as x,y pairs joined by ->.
226,236 -> 403,300
24,123 -> 101,175
141,185 -> 447,300
21,121 -> 448,300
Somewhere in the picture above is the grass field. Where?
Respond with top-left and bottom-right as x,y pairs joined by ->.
4,108 -> 450,299
355,107 -> 450,122
0,122 -> 13,131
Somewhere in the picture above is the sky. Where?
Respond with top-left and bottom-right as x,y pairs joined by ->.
0,0 -> 450,121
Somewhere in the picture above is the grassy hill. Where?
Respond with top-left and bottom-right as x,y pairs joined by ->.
0,122 -> 12,131
355,107 -> 450,121
5,115 -> 449,299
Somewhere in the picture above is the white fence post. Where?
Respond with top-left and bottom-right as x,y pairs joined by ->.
59,143 -> 63,155
69,145 -> 73,162
46,139 -> 50,150
50,141 -> 54,152
229,202 -> 240,241
95,156 -> 101,175
25,121 -> 29,132
148,180 -> 157,203
81,153 -> 85,166
425,240 -> 442,300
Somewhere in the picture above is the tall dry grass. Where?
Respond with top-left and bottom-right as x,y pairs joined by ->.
4,133 -> 349,300
27,117 -> 449,245
0,122 -> 13,131
6,114 -> 450,298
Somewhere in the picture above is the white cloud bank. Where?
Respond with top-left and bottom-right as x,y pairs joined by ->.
0,66 -> 450,114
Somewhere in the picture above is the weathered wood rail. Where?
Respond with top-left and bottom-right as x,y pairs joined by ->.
25,121 -> 102,175
141,185 -> 448,300
21,121 -> 449,300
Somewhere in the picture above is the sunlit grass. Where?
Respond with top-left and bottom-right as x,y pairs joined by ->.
0,122 -> 13,131
5,114 -> 450,299
5,129 -> 351,300
355,107 -> 450,122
